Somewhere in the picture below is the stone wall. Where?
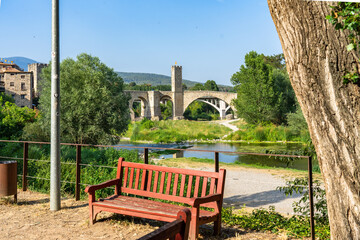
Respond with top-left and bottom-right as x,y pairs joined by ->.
3,72 -> 33,108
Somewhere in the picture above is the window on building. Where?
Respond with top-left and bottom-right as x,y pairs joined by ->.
10,82 -> 14,86
21,83 -> 26,90
10,73 -> 14,76
21,75 -> 25,79
21,94 -> 26,99
11,94 -> 15,99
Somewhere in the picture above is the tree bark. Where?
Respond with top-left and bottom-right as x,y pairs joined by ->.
268,0 -> 360,239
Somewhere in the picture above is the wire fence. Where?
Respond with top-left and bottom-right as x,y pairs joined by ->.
0,139 -> 315,239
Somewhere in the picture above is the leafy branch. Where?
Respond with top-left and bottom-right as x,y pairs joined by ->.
326,3 -> 360,84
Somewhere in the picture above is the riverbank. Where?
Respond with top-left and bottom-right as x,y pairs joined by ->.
123,119 -> 309,144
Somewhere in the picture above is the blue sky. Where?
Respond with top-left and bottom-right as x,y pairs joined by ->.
0,0 -> 282,86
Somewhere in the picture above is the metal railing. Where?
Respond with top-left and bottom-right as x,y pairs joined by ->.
0,139 -> 316,240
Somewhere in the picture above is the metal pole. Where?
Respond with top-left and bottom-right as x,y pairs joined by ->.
308,156 -> 315,240
50,0 -> 61,211
22,142 -> 28,191
75,145 -> 81,201
144,148 -> 149,164
214,152 -> 219,172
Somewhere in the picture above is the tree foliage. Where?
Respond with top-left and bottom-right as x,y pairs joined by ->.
0,93 -> 36,139
231,51 -> 295,124
30,53 -> 130,144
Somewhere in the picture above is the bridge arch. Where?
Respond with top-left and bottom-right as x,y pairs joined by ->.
183,91 -> 237,119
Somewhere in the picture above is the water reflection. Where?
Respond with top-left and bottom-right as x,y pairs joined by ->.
116,141 -> 308,170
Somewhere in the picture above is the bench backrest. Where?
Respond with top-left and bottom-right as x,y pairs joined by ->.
116,158 -> 226,208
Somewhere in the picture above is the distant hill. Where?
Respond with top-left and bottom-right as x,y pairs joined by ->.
117,72 -> 234,91
116,72 -> 199,87
1,57 -> 39,71
1,56 -> 233,90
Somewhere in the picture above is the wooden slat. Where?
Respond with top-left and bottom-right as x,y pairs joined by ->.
123,167 -> 129,187
129,168 -> 135,189
172,174 -> 179,196
134,168 -> 141,189
147,170 -> 153,192
186,175 -> 193,198
194,176 -> 200,197
141,169 -> 147,190
122,161 -> 220,178
121,188 -> 192,205
201,177 -> 208,197
159,171 -> 166,194
210,178 -> 216,195
153,171 -> 159,192
165,172 -> 172,195
179,175 -> 186,197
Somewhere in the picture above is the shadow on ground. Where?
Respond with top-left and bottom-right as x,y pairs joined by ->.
224,190 -> 301,209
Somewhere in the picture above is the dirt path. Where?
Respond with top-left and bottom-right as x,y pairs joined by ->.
0,191 -> 291,240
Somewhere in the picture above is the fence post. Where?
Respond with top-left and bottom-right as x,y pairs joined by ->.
75,145 -> 81,201
144,148 -> 149,164
214,152 -> 219,172
308,156 -> 315,240
22,142 -> 28,191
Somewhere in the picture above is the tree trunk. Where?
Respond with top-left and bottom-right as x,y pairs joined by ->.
268,0 -> 360,239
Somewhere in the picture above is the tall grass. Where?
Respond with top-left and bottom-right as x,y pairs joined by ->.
226,123 -> 310,143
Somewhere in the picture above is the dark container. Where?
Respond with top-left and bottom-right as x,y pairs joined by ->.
0,161 -> 17,202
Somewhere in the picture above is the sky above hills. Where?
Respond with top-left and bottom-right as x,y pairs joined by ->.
0,0 -> 282,85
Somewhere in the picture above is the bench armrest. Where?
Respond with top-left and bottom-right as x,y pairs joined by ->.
189,193 -> 222,207
84,179 -> 120,194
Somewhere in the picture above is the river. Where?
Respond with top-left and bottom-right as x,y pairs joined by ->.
116,141 -> 310,171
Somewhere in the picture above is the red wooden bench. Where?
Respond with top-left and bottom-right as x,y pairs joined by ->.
85,157 -> 226,240
138,208 -> 191,240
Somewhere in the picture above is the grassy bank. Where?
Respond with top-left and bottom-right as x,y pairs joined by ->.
225,121 -> 310,143
124,118 -> 232,143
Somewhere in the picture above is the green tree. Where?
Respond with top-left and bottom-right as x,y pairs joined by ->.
160,101 -> 173,120
204,80 -> 219,91
231,51 -> 295,124
32,53 -> 130,144
0,93 -> 36,139
190,83 -> 206,91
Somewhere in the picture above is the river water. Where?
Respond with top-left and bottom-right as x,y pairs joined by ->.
116,141 -> 309,171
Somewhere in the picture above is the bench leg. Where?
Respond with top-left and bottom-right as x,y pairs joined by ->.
89,205 -> 99,225
190,208 -> 199,240
213,215 -> 221,236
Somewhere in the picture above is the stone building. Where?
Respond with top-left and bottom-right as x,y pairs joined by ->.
28,63 -> 48,97
0,61 -> 47,108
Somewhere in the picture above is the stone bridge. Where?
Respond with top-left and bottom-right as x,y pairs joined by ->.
126,66 -> 237,120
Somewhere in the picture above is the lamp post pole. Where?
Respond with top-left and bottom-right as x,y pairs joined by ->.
50,0 -> 61,211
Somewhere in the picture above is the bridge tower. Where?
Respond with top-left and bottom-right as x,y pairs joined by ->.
171,65 -> 184,119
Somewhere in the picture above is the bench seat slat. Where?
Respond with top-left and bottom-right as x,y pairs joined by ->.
94,195 -> 216,220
